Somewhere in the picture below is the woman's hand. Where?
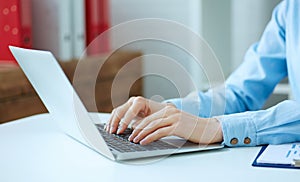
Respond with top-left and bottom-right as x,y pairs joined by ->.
105,96 -> 168,134
105,96 -> 223,145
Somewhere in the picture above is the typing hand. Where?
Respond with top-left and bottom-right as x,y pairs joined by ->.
127,106 -> 223,145
106,96 -> 223,145
105,96 -> 168,134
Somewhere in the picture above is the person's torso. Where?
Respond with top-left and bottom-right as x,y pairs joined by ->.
285,0 -> 300,101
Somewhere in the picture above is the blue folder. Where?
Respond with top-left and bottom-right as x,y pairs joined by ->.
252,145 -> 300,170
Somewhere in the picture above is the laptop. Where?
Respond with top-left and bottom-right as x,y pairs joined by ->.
9,46 -> 223,161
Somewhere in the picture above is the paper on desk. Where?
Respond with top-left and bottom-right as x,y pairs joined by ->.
257,143 -> 300,165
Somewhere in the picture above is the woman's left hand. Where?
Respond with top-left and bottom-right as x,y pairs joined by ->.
128,104 -> 223,145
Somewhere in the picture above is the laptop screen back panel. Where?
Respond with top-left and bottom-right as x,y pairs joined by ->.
9,46 -> 114,160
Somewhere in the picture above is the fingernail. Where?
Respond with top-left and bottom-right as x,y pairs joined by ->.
128,134 -> 133,141
110,127 -> 114,134
133,137 -> 139,143
140,139 -> 147,145
117,127 -> 122,134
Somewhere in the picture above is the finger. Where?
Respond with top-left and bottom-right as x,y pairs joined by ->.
128,113 -> 163,142
140,126 -> 175,145
128,109 -> 170,141
105,108 -> 116,131
105,109 -> 116,131
131,117 -> 173,143
117,97 -> 149,134
107,101 -> 131,133
109,112 -> 122,134
129,117 -> 143,129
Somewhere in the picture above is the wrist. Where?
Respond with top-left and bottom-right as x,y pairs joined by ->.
210,118 -> 223,143
194,118 -> 223,144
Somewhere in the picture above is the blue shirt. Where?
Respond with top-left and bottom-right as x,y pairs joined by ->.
167,0 -> 300,147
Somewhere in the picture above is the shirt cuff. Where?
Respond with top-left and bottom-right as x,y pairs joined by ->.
216,112 -> 257,147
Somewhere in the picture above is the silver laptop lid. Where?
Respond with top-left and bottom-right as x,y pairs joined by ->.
9,46 -> 114,160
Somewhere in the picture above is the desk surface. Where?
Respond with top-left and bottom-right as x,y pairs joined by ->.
0,113 -> 299,182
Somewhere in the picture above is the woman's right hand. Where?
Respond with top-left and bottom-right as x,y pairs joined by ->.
105,96 -> 170,134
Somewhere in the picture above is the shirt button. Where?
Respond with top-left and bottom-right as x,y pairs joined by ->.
244,137 -> 251,144
230,138 -> 238,145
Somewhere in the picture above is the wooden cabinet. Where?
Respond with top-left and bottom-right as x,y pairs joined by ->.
0,50 -> 143,123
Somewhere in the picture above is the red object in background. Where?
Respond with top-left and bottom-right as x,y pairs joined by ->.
85,0 -> 110,55
0,0 -> 32,64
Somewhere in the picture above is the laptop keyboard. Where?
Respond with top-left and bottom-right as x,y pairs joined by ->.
96,124 -> 178,153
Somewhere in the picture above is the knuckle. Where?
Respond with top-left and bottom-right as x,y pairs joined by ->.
128,106 -> 140,117
110,123 -> 118,128
165,105 -> 180,114
134,96 -> 144,103
112,107 -> 122,116
111,108 -> 116,114
118,119 -> 126,125
129,96 -> 136,102
171,112 -> 182,121
114,109 -> 122,118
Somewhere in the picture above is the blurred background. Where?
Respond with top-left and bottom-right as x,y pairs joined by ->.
0,0 -> 289,123
110,0 -> 287,107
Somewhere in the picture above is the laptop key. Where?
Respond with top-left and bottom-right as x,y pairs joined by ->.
96,124 -> 178,153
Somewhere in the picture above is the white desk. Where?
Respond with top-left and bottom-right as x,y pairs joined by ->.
0,113 -> 299,182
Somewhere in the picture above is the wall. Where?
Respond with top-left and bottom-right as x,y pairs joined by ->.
110,0 -> 202,100
231,0 -> 282,70
200,0 -> 231,78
